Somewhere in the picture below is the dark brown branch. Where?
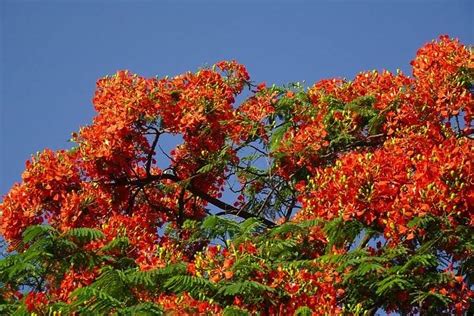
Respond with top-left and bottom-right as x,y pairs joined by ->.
247,144 -> 268,156
454,115 -> 461,135
141,188 -> 175,218
189,185 -> 276,227
114,174 -> 276,227
146,131 -> 161,176
125,187 -> 141,215
177,187 -> 186,228
356,230 -> 375,250
284,196 -> 297,221
256,190 -> 274,216
318,133 -> 386,164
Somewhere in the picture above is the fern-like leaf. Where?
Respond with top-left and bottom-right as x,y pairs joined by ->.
64,228 -> 105,243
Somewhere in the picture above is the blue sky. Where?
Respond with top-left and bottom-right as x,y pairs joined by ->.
1,0 -> 473,195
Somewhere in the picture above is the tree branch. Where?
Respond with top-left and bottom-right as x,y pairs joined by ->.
177,187 -> 186,228
284,196 -> 297,221
113,174 -> 276,227
146,130 -> 161,176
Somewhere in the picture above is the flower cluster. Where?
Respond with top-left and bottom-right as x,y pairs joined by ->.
0,36 -> 472,315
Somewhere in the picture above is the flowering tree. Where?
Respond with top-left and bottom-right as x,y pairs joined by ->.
0,36 -> 473,315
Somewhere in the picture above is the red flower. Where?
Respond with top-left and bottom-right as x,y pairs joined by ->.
25,292 -> 47,312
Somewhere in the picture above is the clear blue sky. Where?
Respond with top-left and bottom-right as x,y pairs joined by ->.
1,0 -> 473,195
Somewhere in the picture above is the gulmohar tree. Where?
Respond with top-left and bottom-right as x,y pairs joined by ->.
0,36 -> 473,315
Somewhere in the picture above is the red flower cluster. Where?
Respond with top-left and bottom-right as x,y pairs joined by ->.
0,36 -> 472,315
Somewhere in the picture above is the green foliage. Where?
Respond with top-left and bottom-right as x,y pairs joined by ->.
222,306 -> 249,316
126,263 -> 186,288
201,216 -> 264,246
1,213 -> 471,315
116,302 -> 164,316
71,287 -> 125,314
165,275 -> 216,299
323,218 -> 366,251
21,225 -> 54,246
101,236 -> 131,253
294,306 -> 312,316
217,280 -> 274,299
269,122 -> 291,152
64,227 -> 105,244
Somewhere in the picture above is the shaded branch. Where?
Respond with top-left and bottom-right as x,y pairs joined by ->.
114,174 -> 276,227
177,187 -> 186,228
284,196 -> 297,221
146,130 -> 161,176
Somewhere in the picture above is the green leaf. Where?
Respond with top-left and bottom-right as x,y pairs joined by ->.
101,237 -> 130,252
117,302 -> 164,316
376,275 -> 411,296
217,280 -> 274,297
223,306 -> 249,316
21,225 -> 54,245
350,261 -> 386,277
412,290 -> 451,307
64,228 -> 105,243
164,275 -> 216,295
196,163 -> 215,174
202,216 -> 240,240
0,303 -> 20,315
126,263 -> 186,288
269,222 -> 305,237
269,122 -> 291,152
295,306 -> 312,316
71,287 -> 124,314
